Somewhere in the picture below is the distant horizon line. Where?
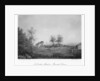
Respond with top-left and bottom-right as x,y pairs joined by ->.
33,42 -> 81,46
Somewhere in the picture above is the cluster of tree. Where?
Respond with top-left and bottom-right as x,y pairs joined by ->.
50,35 -> 63,47
18,27 -> 35,58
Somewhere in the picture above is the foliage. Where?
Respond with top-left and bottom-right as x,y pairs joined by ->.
56,35 -> 63,46
50,35 -> 63,47
50,36 -> 56,46
28,27 -> 36,45
18,27 -> 35,58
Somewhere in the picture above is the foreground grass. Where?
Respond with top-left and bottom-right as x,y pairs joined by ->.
18,47 -> 81,59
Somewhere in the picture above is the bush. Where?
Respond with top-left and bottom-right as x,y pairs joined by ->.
18,27 -> 34,58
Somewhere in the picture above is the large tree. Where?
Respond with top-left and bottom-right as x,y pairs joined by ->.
18,27 -> 29,56
50,36 -> 56,46
28,27 -> 36,45
56,35 -> 63,46
18,27 -> 36,58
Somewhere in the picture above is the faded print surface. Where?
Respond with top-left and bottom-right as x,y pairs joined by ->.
18,15 -> 81,59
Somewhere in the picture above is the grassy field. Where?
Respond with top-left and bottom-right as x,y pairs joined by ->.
18,46 -> 81,59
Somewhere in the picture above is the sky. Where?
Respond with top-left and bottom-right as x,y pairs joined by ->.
18,15 -> 81,45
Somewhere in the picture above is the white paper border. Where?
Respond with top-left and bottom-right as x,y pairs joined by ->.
5,5 -> 95,76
